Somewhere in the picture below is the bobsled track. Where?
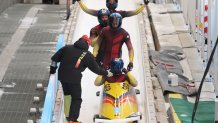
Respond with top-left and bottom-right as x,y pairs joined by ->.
69,0 -> 148,122
62,0 -> 148,122
1,0 -> 218,123
39,0 -> 152,123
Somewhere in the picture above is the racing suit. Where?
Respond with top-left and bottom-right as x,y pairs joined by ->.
93,26 -> 134,69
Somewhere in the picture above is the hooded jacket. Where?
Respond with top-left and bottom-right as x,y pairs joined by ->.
51,38 -> 108,84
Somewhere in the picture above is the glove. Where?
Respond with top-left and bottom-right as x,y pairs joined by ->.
72,0 -> 77,4
127,62 -> 133,71
50,66 -> 57,74
107,70 -> 113,77
144,0 -> 149,5
122,68 -> 128,74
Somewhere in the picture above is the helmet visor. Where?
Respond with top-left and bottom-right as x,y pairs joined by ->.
111,17 -> 120,28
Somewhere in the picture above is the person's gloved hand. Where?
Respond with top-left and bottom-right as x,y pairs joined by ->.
122,68 -> 128,74
144,0 -> 149,5
107,70 -> 113,77
72,0 -> 78,4
50,66 -> 57,74
127,62 -> 133,71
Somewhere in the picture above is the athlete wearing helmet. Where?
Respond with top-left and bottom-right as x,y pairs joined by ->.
75,0 -> 146,18
109,12 -> 122,30
93,13 -> 134,71
94,58 -> 138,87
97,8 -> 110,27
106,0 -> 118,10
110,58 -> 124,74
90,8 -> 110,40
89,8 -> 110,66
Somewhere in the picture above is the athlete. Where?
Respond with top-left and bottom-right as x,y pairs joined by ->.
95,58 -> 138,87
76,0 -> 145,18
93,13 -> 134,71
90,8 -> 110,42
89,8 -> 110,65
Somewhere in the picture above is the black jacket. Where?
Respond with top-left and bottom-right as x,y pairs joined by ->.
51,38 -> 107,84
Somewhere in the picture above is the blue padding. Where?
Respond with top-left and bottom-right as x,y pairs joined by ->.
40,75 -> 56,123
40,34 -> 64,123
56,34 -> 65,51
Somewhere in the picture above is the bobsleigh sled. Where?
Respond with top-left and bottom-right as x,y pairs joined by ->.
93,71 -> 142,123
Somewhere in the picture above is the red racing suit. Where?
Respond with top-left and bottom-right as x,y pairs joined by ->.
94,26 -> 134,69
90,24 -> 103,39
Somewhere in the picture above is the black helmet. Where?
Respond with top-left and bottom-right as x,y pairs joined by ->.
109,13 -> 122,30
106,0 -> 118,10
97,8 -> 110,27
